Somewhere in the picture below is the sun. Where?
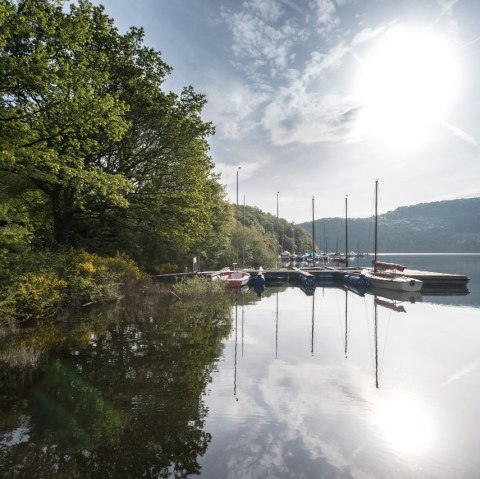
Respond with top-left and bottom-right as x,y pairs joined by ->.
376,397 -> 435,454
356,25 -> 459,147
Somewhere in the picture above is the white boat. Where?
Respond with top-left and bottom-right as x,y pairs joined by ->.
362,269 -> 423,292
218,270 -> 250,288
363,180 -> 423,293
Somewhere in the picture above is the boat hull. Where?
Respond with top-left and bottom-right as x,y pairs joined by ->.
219,271 -> 250,288
362,270 -> 423,292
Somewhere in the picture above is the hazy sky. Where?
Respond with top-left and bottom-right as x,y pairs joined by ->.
92,0 -> 480,222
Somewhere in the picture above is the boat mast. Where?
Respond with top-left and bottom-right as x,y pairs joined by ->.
276,191 -> 279,268
292,224 -> 295,253
242,194 -> 246,267
374,180 -> 378,272
323,223 -> 326,254
236,167 -> 240,266
345,195 -> 348,267
312,196 -> 315,260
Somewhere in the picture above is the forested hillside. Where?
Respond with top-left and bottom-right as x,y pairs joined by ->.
300,198 -> 480,253
235,204 -> 312,255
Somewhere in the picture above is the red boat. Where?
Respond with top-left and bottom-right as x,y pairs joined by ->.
218,270 -> 250,288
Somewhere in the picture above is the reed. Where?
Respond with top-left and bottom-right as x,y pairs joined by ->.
172,277 -> 226,299
0,346 -> 42,369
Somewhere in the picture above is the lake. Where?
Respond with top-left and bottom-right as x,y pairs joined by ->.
1,254 -> 479,478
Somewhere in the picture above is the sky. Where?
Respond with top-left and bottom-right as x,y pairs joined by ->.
91,0 -> 480,223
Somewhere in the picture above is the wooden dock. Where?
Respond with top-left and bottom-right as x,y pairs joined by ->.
396,268 -> 470,290
153,266 -> 469,291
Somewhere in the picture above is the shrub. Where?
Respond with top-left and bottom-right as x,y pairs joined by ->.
1,248 -> 146,320
68,251 -> 144,304
15,271 -> 67,319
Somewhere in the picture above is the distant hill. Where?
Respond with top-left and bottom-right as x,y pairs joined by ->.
238,205 -> 312,253
298,197 -> 480,253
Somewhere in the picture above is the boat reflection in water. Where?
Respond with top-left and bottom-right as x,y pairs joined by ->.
1,258 -> 478,479
207,256 -> 480,478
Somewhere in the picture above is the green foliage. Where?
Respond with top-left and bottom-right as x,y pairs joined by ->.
1,0 -> 318,316
0,247 -> 146,322
15,270 -> 67,319
222,205 -> 313,269
67,251 -> 145,305
0,224 -> 32,279
0,0 -> 235,276
237,205 -> 313,253
0,0 -> 131,245
172,276 -> 227,299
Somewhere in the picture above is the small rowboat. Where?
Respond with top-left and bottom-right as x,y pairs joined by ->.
218,270 -> 250,288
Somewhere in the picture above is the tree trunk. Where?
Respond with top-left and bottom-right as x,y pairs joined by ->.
51,187 -> 73,246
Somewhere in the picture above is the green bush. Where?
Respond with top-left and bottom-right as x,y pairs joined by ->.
67,251 -> 144,304
15,271 -> 67,319
0,248 -> 146,321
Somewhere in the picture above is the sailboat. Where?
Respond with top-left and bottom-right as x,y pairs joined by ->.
362,181 -> 423,292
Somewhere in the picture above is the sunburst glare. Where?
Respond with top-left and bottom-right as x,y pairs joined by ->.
376,397 -> 435,455
357,26 -> 460,147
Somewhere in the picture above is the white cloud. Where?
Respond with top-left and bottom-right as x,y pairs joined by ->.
223,0 -> 310,79
443,360 -> 479,386
303,42 -> 350,79
250,0 -> 284,23
308,0 -> 338,34
441,121 -> 478,147
262,43 -> 363,145
277,0 -> 309,16
202,78 -> 270,140
215,162 -> 262,187
352,25 -> 390,46
220,0 -> 359,147
435,0 -> 461,38
263,90 -> 363,145
438,0 -> 460,16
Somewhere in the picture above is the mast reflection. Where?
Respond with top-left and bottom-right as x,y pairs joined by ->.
276,291 -> 279,359
234,296 -> 238,399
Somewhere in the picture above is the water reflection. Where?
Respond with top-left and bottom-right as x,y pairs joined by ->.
200,273 -> 480,477
1,256 -> 479,478
0,294 -> 233,478
376,397 -> 435,456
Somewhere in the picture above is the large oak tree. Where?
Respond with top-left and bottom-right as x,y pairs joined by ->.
1,0 -> 231,269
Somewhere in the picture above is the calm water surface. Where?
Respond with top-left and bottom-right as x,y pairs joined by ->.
1,254 -> 479,478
